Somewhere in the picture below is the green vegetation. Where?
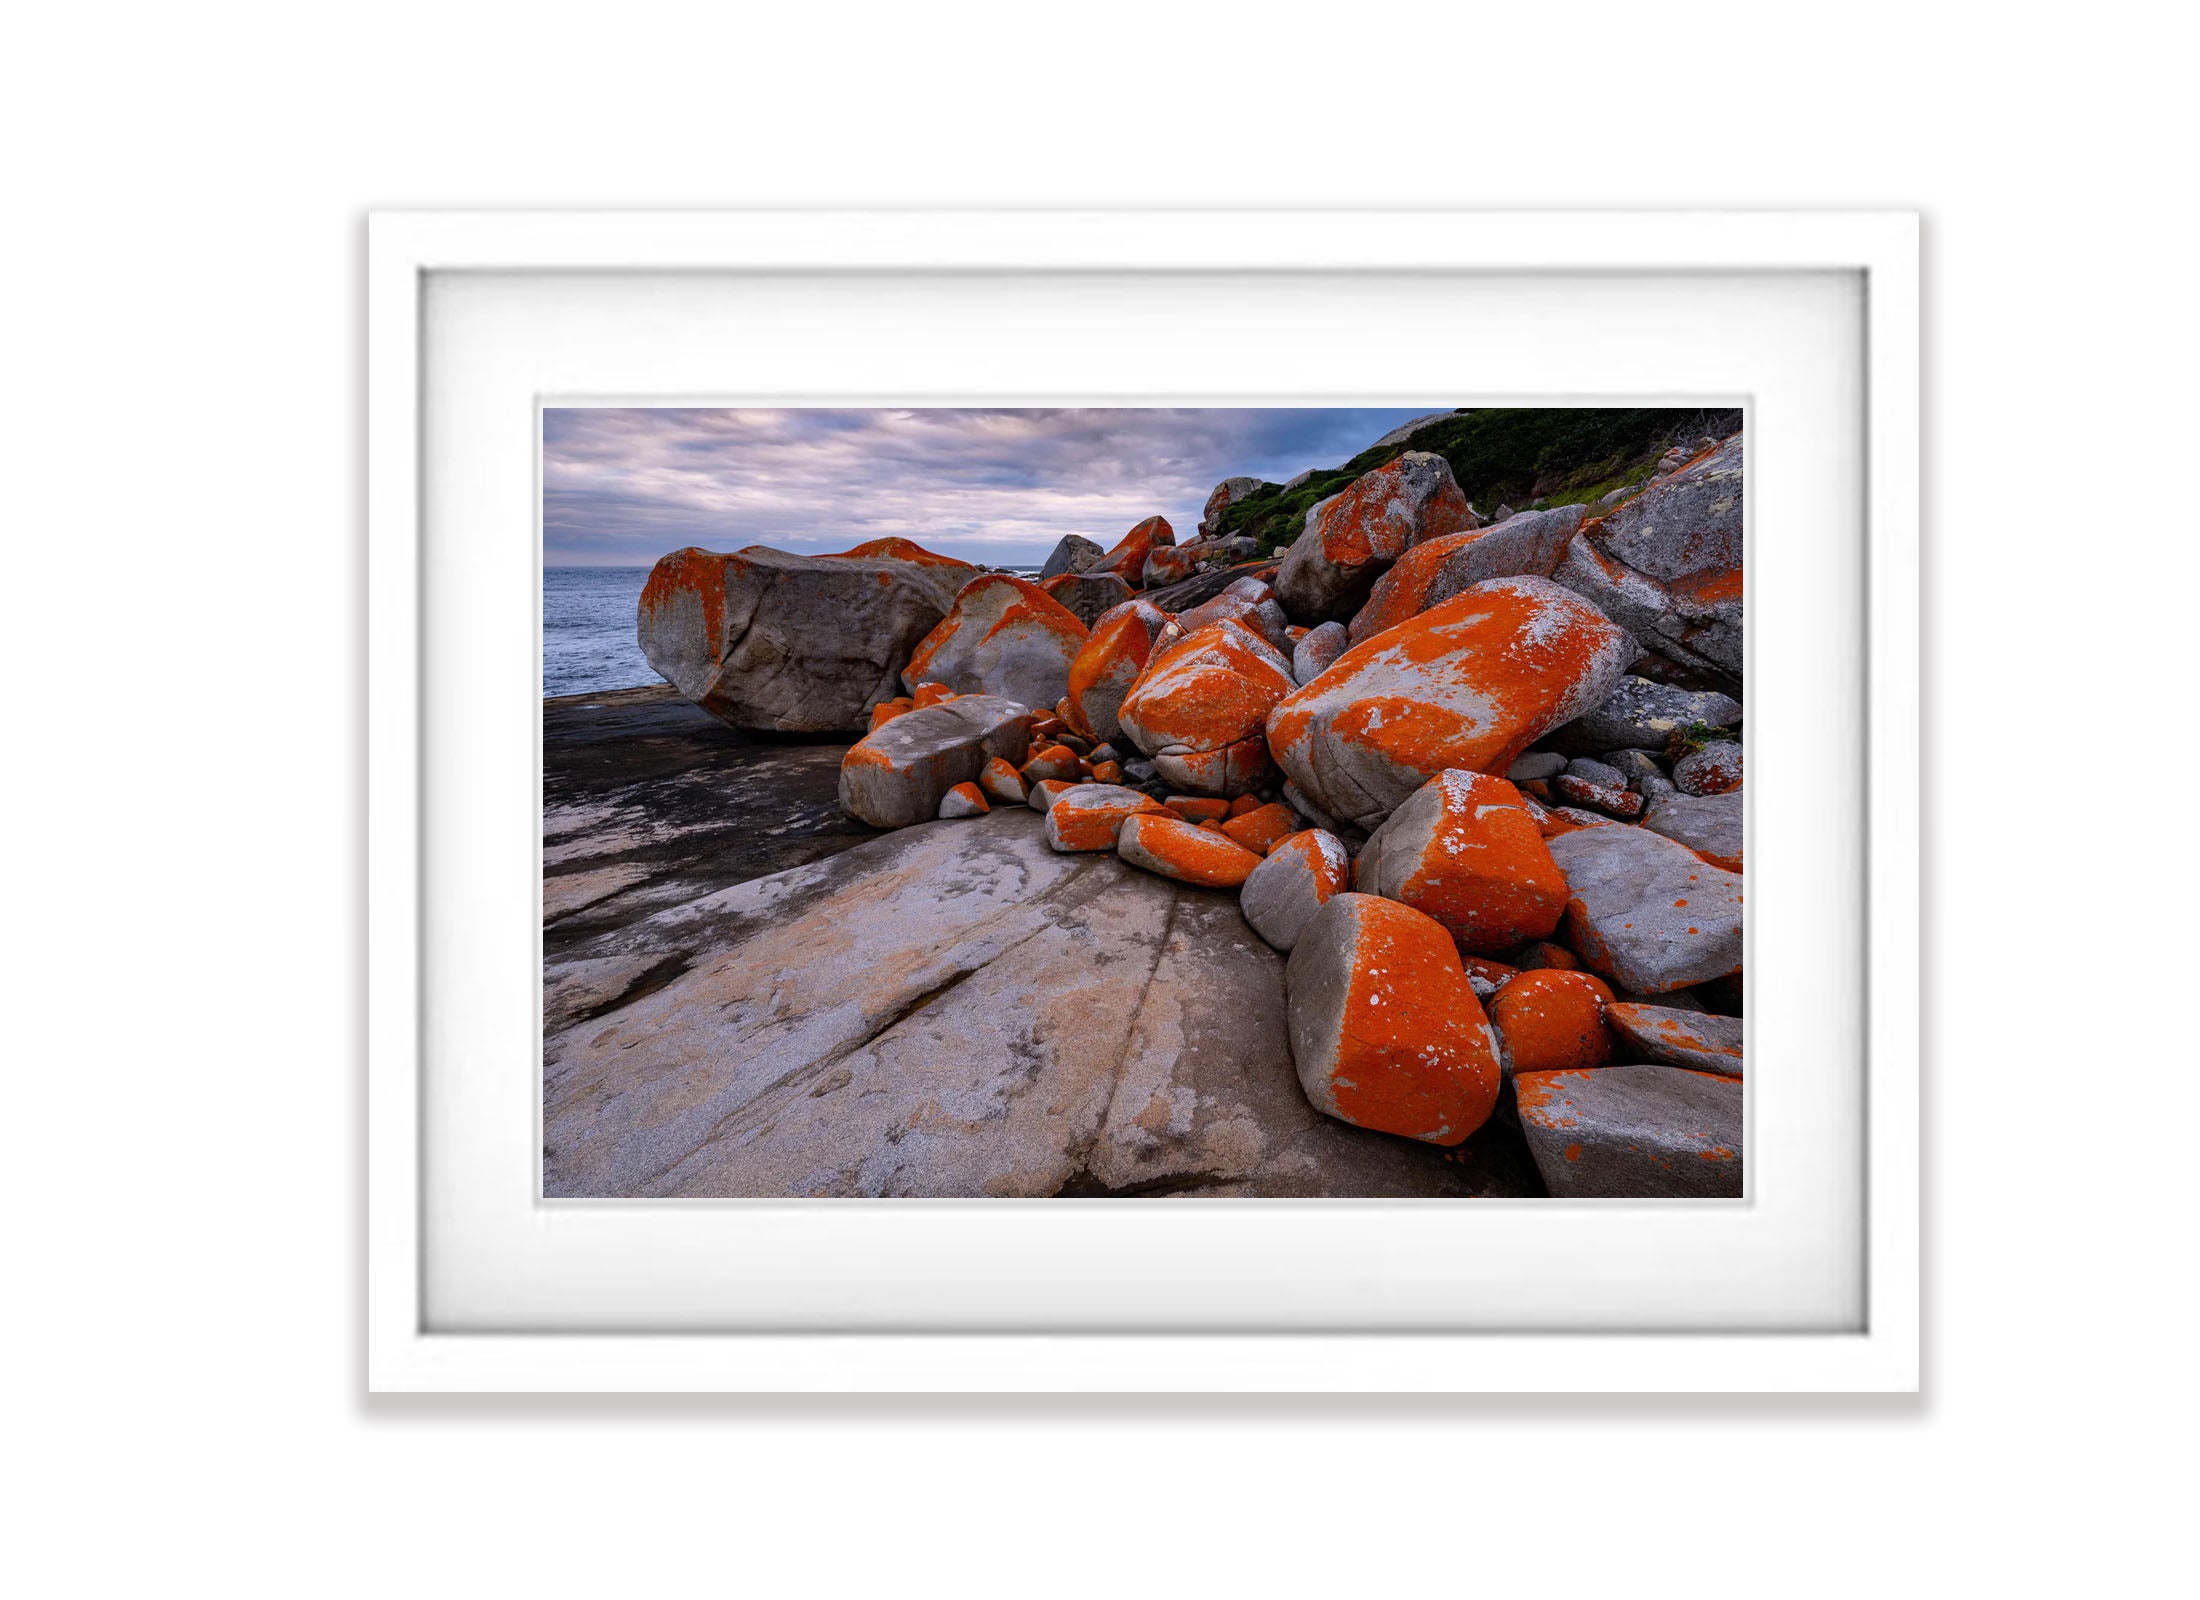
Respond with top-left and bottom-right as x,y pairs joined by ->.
1663,720 -> 1731,761
1218,407 -> 1741,557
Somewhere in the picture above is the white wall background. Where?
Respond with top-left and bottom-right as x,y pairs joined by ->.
4,3 -> 2185,1594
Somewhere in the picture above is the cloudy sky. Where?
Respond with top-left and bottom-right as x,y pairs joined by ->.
542,407 -> 1441,567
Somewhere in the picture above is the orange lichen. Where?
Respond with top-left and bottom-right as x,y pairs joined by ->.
1488,969 -> 1616,1074
1089,514 -> 1176,585
1115,812 -> 1264,888
1045,786 -> 1166,851
1221,801 -> 1296,856
1164,797 -> 1231,823
1313,896 -> 1501,1146
867,697 -> 914,733
819,536 -> 973,570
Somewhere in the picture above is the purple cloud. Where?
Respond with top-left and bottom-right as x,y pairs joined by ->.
542,406 -> 1442,567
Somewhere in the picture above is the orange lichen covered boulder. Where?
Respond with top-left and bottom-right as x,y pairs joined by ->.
1347,505 -> 1585,646
837,695 -> 1038,829
911,681 -> 955,708
1020,743 -> 1082,784
1352,769 -> 1570,953
1090,514 -> 1176,585
1116,619 -> 1296,797
819,537 -> 982,577
1064,598 -> 1171,745
937,781 -> 990,820
1239,828 -> 1351,951
1114,812 -> 1265,888
1265,577 -> 1638,829
867,696 -> 914,733
1090,760 -> 1123,784
901,574 -> 1090,711
1143,545 -> 1196,588
1272,452 -> 1477,623
1487,969 -> 1617,1075
1175,576 -> 1292,654
1221,801 -> 1297,856
1284,893 -> 1503,1146
978,756 -> 1027,806
638,544 -> 970,733
1514,1064 -> 1742,1198
1041,783 -> 1167,852
1605,1003 -> 1744,1076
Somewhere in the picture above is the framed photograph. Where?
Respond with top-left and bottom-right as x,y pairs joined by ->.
368,210 -> 1917,1391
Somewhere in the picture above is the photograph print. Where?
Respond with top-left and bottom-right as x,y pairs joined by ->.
542,406 -> 1744,1199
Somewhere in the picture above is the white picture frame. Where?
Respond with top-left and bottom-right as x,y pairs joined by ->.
368,210 -> 1918,1392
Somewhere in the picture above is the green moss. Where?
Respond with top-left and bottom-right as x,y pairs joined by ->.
1221,407 -> 1739,556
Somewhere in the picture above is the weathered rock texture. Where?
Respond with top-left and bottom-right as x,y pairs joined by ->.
1514,1064 -> 1743,1198
1352,769 -> 1569,953
1117,619 -> 1296,796
638,544 -> 973,733
1347,505 -> 1585,645
545,810 -> 1541,1197
1064,598 -> 1170,745
1553,432 -> 1744,684
1239,829 -> 1351,952
1606,1003 -> 1744,1075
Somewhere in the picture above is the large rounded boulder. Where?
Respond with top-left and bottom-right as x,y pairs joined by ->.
1117,619 -> 1296,796
1265,576 -> 1639,829
901,573 -> 1090,711
1064,598 -> 1171,744
1285,893 -> 1503,1146
1272,452 -> 1476,623
639,543 -> 970,734
1352,769 -> 1570,953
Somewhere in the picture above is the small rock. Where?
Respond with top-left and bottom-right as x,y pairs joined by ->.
1026,778 -> 1072,813
1606,1003 -> 1744,1075
1604,749 -> 1667,791
1674,740 -> 1744,796
1513,941 -> 1579,971
1488,969 -> 1617,1075
1020,743 -> 1082,785
1285,894 -> 1504,1145
1565,757 -> 1627,789
1552,773 -> 1647,819
1121,757 -> 1158,785
978,756 -> 1027,806
1116,812 -> 1265,888
937,782 -> 989,819
1239,829 -> 1351,951
1042,783 -> 1167,851
1290,620 -> 1350,685
1040,569 -> 1138,628
1506,751 -> 1566,782
1164,796 -> 1231,824
1514,1064 -> 1743,1197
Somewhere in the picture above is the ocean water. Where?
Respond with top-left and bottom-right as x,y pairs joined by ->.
544,567 -> 657,697
543,561 -> 1050,698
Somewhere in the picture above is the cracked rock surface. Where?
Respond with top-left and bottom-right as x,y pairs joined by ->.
543,696 -> 1540,1197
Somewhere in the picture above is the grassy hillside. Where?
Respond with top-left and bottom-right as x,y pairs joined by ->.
1218,407 -> 1743,556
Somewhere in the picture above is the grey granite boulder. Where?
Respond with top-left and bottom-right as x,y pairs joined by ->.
638,544 -> 971,734
1506,751 -> 1567,782
1198,475 -> 1266,537
1038,533 -> 1105,580
1604,749 -> 1668,791
1515,1064 -> 1743,1197
837,695 -> 1038,829
1564,676 -> 1743,751
1545,824 -> 1744,994
1606,1003 -> 1744,1075
1045,570 -> 1137,628
1565,757 -> 1627,789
